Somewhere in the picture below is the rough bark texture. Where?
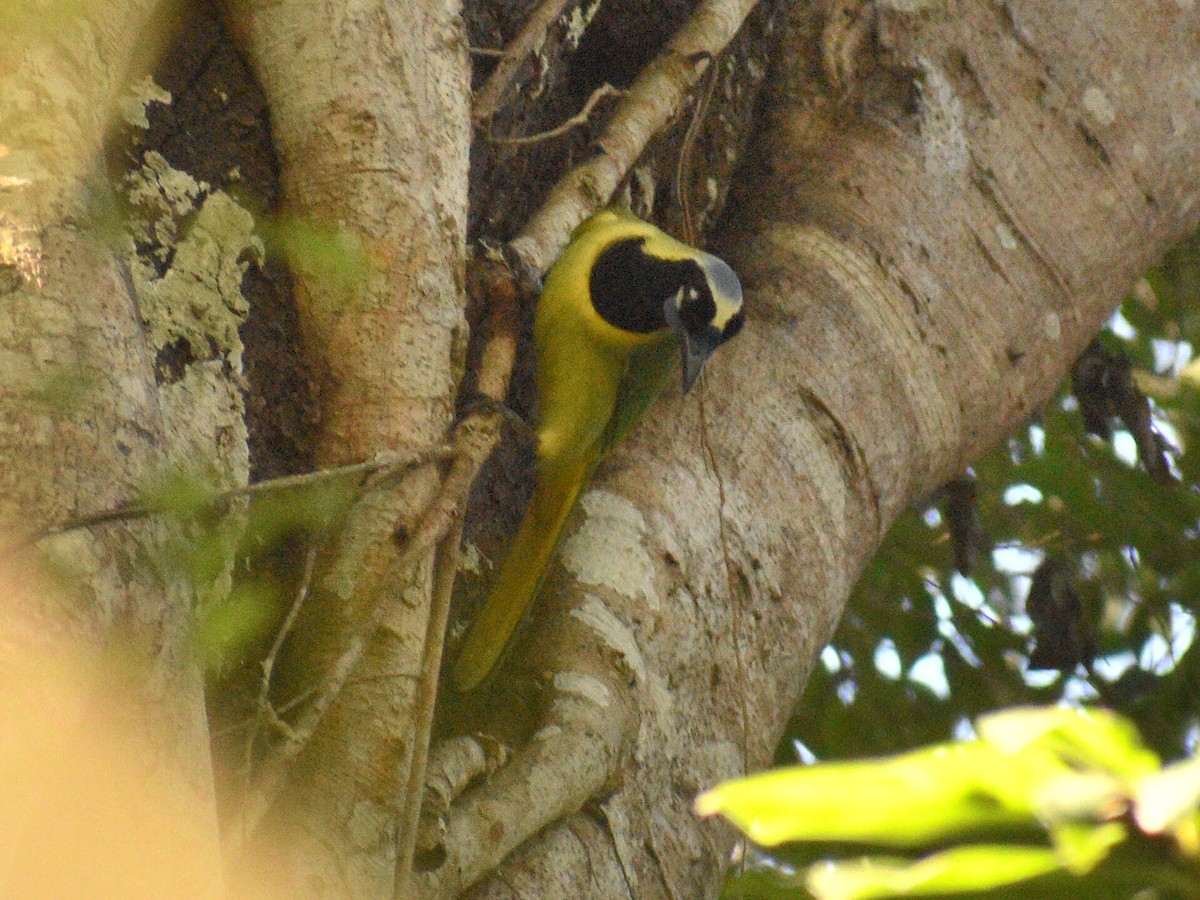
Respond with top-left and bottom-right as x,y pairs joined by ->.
0,0 -> 226,892
5,1 -> 1200,898
221,1 -> 471,895
420,1 -> 1200,897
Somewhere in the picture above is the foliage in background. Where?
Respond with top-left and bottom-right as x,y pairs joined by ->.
788,231 -> 1200,767
705,707 -> 1200,899
716,235 -> 1200,898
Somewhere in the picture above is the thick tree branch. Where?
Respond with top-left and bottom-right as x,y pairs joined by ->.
417,614 -> 637,897
219,1 -> 470,894
430,2 -> 1200,896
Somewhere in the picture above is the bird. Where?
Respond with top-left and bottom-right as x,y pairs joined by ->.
449,208 -> 745,692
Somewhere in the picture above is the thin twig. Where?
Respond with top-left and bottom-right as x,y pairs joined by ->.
240,544 -> 319,791
698,389 -> 751,780
393,266 -> 520,882
222,438 -> 480,858
393,526 -> 463,897
489,84 -> 625,146
24,445 -> 453,546
674,56 -> 720,245
471,0 -> 575,123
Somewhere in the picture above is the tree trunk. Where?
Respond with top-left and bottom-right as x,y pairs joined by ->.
420,1 -> 1200,896
2,1 -> 1199,898
0,2 -> 228,893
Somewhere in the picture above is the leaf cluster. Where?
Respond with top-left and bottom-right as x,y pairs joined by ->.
706,707 -> 1200,899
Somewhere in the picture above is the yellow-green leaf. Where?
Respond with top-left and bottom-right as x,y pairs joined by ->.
1134,756 -> 1200,835
977,707 -> 1159,780
1049,821 -> 1126,874
695,741 -> 1064,847
804,845 -> 1063,900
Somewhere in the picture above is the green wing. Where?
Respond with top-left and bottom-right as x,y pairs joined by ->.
600,334 -> 676,453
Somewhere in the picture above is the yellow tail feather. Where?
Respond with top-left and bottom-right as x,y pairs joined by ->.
449,457 -> 592,692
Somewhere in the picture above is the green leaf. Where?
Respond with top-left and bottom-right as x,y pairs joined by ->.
1031,771 -> 1126,824
804,845 -> 1063,900
261,214 -> 371,297
696,741 -> 1064,848
1134,755 -> 1200,834
194,579 -> 277,673
139,467 -> 219,521
1048,821 -> 1126,874
977,707 -> 1160,780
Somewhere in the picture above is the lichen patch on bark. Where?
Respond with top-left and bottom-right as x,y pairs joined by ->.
561,489 -> 658,606
568,593 -> 648,684
118,76 -> 172,131
126,155 -> 260,364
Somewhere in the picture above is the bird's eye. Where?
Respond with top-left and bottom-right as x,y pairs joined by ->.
680,294 -> 713,331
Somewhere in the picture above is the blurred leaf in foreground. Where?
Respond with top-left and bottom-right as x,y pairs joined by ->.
701,706 -> 1200,899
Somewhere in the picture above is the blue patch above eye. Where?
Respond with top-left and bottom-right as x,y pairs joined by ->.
706,256 -> 743,303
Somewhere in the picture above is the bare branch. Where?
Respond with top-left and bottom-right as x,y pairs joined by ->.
23,445 -> 453,546
674,60 -> 720,244
471,0 -> 575,123
222,429 -> 482,857
240,544 -> 320,792
225,254 -> 523,859
394,528 -> 463,897
393,254 -> 523,885
488,84 -> 625,147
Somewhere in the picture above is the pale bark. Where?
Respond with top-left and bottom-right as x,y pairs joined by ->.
220,1 -> 471,896
4,1 -> 1199,898
421,2 -> 1200,897
0,0 -> 226,892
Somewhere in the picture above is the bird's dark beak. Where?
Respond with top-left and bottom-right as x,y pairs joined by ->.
679,327 -> 721,394
664,295 -> 720,394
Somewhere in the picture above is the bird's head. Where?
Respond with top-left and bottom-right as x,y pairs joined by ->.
585,220 -> 745,392
662,251 -> 745,393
